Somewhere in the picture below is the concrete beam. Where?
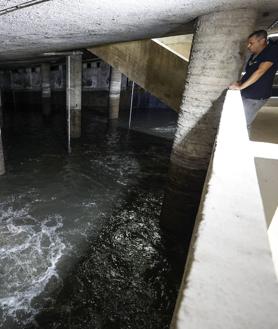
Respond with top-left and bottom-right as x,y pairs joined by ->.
89,38 -> 188,112
154,35 -> 193,61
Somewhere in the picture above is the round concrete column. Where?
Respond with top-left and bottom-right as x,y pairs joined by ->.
161,9 -> 257,247
109,67 -> 122,120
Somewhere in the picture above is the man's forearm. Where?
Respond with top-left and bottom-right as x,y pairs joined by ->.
240,69 -> 266,89
229,61 -> 273,91
239,61 -> 273,90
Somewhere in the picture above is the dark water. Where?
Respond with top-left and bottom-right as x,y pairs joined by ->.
0,100 -> 184,329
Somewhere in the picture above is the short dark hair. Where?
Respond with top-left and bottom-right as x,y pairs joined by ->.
248,30 -> 268,40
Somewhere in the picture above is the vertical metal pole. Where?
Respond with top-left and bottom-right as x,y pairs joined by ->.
128,81 -> 135,129
66,56 -> 71,154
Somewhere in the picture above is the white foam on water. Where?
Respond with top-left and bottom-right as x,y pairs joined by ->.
0,201 -> 66,324
151,126 -> 176,133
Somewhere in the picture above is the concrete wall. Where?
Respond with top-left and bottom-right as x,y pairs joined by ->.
82,61 -> 111,90
0,62 -> 111,91
10,68 -> 41,90
171,91 -> 278,329
0,61 -> 171,112
250,99 -> 278,231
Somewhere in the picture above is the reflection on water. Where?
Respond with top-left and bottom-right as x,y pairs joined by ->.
0,102 -> 183,329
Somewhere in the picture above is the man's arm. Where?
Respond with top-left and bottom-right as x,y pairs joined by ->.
229,61 -> 274,90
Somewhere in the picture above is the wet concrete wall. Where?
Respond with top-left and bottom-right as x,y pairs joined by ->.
0,61 -> 169,111
0,62 -> 111,91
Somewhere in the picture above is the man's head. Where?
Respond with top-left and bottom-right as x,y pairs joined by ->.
247,30 -> 268,54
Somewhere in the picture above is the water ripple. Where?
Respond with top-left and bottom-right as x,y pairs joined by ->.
0,202 -> 65,324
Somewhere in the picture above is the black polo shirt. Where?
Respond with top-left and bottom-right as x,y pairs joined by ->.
241,43 -> 278,99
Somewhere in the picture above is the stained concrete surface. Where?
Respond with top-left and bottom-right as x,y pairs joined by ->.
0,1 -> 277,61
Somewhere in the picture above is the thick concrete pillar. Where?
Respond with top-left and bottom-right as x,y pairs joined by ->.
161,9 -> 257,250
109,67 -> 122,120
66,54 -> 82,138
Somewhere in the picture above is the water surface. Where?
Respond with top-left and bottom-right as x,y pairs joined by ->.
0,102 -> 183,329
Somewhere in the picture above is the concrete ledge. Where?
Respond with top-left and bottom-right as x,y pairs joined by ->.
171,91 -> 278,329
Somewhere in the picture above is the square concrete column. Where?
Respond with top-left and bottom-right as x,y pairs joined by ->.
41,63 -> 52,116
66,54 -> 82,138
109,67 -> 122,120
161,9 -> 258,249
41,63 -> 51,98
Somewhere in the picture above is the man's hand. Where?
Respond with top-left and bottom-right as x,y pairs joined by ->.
229,82 -> 241,90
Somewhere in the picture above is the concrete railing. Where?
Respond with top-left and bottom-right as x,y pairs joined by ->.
171,90 -> 278,329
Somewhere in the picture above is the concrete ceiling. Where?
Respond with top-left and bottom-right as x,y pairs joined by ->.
0,0 -> 277,62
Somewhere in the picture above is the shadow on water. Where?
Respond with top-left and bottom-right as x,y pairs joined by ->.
0,98 -> 186,329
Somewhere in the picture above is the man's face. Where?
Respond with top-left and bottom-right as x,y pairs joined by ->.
247,35 -> 266,54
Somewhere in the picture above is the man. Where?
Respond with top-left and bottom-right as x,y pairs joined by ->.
229,30 -> 278,128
